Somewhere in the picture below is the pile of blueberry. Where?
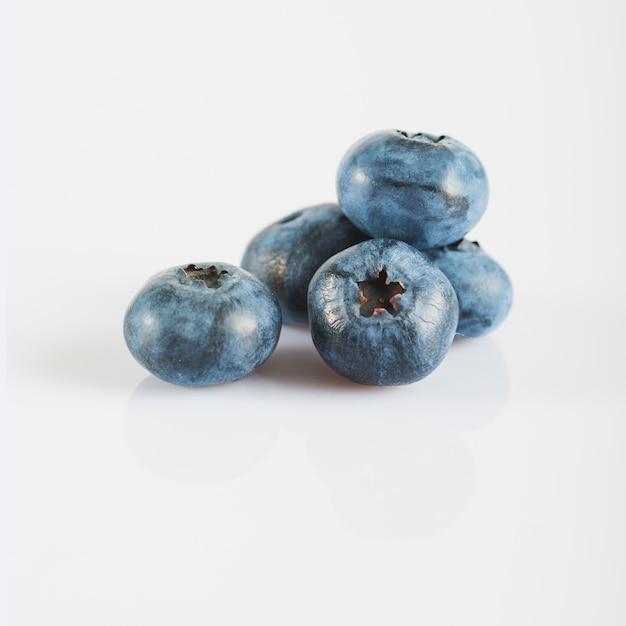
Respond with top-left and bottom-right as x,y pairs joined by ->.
124,129 -> 512,387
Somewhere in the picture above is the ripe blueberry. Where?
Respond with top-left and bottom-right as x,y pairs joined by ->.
421,239 -> 513,338
241,203 -> 369,325
307,239 -> 459,385
124,262 -> 281,386
336,130 -> 489,249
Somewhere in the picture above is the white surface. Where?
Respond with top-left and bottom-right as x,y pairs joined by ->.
5,0 -> 626,624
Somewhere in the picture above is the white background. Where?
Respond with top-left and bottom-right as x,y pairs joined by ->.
4,0 -> 626,624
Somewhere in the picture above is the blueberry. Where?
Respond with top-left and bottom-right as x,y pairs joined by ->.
336,130 -> 489,249
307,238 -> 459,385
241,203 -> 369,325
123,263 -> 281,386
421,239 -> 513,338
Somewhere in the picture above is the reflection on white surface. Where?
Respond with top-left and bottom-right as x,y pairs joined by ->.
125,377 -> 281,484
306,416 -> 475,539
124,327 -> 509,539
415,335 -> 510,431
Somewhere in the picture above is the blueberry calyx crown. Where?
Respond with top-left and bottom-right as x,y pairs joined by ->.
357,270 -> 406,317
395,130 -> 446,144
446,239 -> 480,251
181,264 -> 229,289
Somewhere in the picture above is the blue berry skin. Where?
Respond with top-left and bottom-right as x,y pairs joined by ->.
336,130 -> 489,249
421,239 -> 513,338
124,263 -> 282,386
307,238 -> 459,386
241,203 -> 369,326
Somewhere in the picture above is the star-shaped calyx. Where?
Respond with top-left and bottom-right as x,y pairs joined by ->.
181,264 -> 229,289
357,270 -> 406,317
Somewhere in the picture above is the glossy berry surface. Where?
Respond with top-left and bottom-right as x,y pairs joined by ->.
307,238 -> 459,386
241,203 -> 369,325
421,239 -> 513,338
336,130 -> 489,249
124,262 -> 281,386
